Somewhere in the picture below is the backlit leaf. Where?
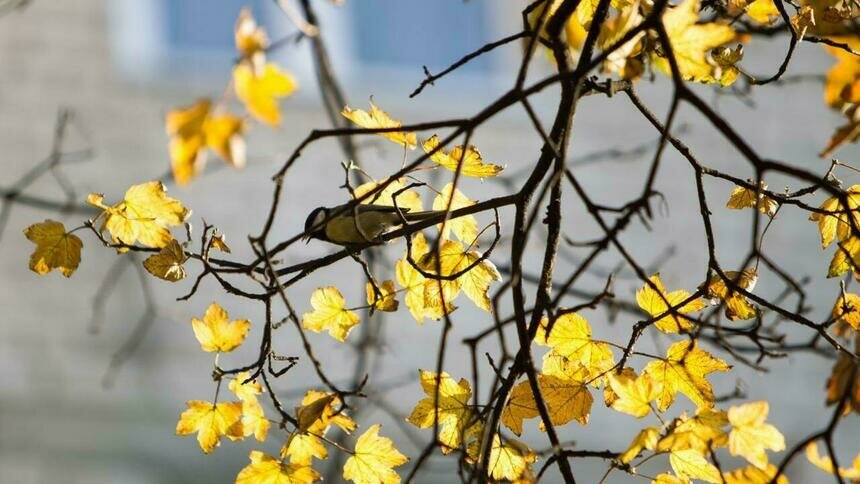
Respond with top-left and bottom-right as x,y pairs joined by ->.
643,340 -> 731,411
23,219 -> 82,277
190,302 -> 251,353
302,287 -> 360,342
175,400 -> 243,453
343,424 -> 408,484
143,239 -> 187,281
422,135 -> 503,178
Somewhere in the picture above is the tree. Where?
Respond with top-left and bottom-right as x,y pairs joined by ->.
10,0 -> 860,482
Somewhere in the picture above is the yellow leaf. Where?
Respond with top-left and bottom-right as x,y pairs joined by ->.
669,448 -> 721,483
190,303 -> 251,353
343,424 -> 409,484
607,372 -> 662,418
165,99 -> 246,185
211,233 -> 231,253
726,183 -> 778,217
432,183 -> 479,245
23,219 -> 82,277
234,8 -> 268,60
353,177 -> 423,213
366,279 -> 399,312
652,474 -> 690,484
728,0 -> 780,24
828,236 -> 860,278
809,185 -> 860,248
824,37 -> 860,108
654,0 -> 738,84
806,441 -> 860,480
620,426 -> 660,463
422,135 -> 503,178
301,287 -> 360,342
703,269 -> 758,320
143,239 -> 187,281
407,370 -> 475,453
534,312 -> 615,381
283,391 -> 355,466
637,274 -> 706,333
229,372 -> 268,442
643,340 -> 731,411
723,463 -> 788,484
175,400 -> 243,453
88,181 -> 189,249
395,233 -> 452,323
296,394 -> 336,433
502,359 -> 593,435
598,2 -> 646,80
657,408 -> 728,454
236,451 -> 321,484
488,435 -> 537,482
419,240 -> 501,312
832,292 -> 860,331
284,433 -> 328,466
727,401 -> 785,469
342,100 -> 416,149
826,353 -> 859,414
234,62 -> 297,126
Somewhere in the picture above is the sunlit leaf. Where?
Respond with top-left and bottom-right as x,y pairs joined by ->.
143,239 -> 187,281
190,302 -> 251,353
302,286 -> 360,342
643,340 -> 731,411
23,219 -> 82,277
343,424 -> 409,484
175,400 -> 243,453
342,100 -> 417,149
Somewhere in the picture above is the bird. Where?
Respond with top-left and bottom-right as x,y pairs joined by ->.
303,204 -> 444,245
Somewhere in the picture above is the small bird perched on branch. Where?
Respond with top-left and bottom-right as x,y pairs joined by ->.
303,204 -> 446,245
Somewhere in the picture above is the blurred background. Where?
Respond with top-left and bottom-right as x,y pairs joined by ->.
1,0 -> 858,482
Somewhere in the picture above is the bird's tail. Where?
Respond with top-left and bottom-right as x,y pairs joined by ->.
402,210 -> 447,221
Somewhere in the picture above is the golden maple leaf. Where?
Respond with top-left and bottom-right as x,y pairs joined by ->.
366,279 -> 399,312
502,358 -> 593,435
669,448 -> 721,483
727,401 -> 785,469
806,441 -> 860,480
654,0 -> 739,85
353,177 -> 423,213
637,274 -> 706,333
432,183 -> 479,245
165,99 -> 246,185
342,100 -> 417,149
643,340 -> 731,411
234,63 -> 297,126
657,408 -> 729,454
283,390 -> 356,466
342,424 -> 409,484
23,219 -> 82,277
702,268 -> 759,320
826,352 -> 859,414
488,435 -> 537,482
88,181 -> 189,250
229,371 -> 269,442
234,8 -> 268,63
620,426 -> 660,463
301,286 -> 360,342
607,371 -> 663,418
419,239 -> 501,313
407,370 -> 475,453
143,239 -> 187,282
236,451 -> 320,484
175,400 -> 244,453
395,233 -> 453,323
190,302 -> 251,353
726,182 -> 778,218
534,312 -> 616,381
809,184 -> 860,248
723,463 -> 788,484
422,135 -> 504,178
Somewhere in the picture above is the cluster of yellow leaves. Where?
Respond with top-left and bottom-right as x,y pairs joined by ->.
302,286 -> 360,342
726,182 -> 779,218
821,37 -> 860,156
282,391 -> 356,467
806,441 -> 860,480
396,232 -> 453,322
164,9 -> 296,185
620,401 -> 785,483
88,181 -> 190,250
637,274 -> 706,333
809,185 -> 860,278
418,239 -> 502,313
405,371 -> 538,481
702,269 -> 759,320
23,219 -> 82,277
654,0 -> 743,86
165,99 -> 246,185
